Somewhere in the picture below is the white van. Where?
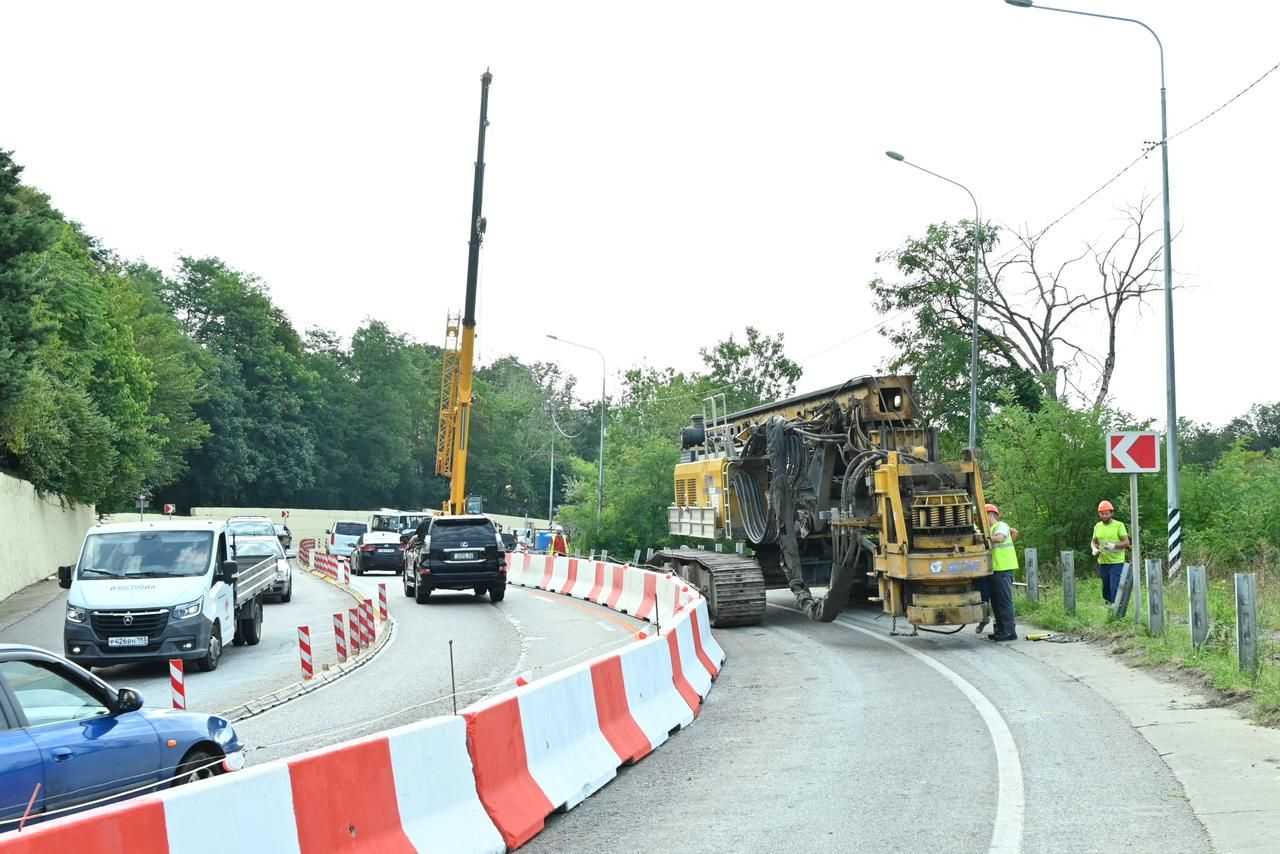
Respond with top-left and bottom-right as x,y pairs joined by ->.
59,520 -> 275,672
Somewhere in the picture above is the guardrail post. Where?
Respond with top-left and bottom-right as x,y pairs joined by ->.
714,542 -> 723,552
1113,563 -> 1132,619
736,541 -> 745,554
1024,548 -> 1039,602
1188,565 -> 1209,653
646,548 -> 656,561
601,550 -> 608,562
633,549 -> 642,564
589,550 -> 596,560
1145,559 -> 1165,636
1060,550 -> 1076,615
1236,572 -> 1258,675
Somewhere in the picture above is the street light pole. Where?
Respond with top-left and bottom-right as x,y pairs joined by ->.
546,334 -> 606,526
885,151 -> 982,450
1005,0 -> 1182,575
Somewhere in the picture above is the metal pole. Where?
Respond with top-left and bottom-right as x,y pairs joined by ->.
548,426 -> 555,523
1130,471 -> 1142,624
884,151 -> 981,448
1005,2 -> 1181,576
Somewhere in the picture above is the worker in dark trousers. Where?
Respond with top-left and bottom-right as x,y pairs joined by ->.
986,503 -> 1019,642
1091,500 -> 1130,605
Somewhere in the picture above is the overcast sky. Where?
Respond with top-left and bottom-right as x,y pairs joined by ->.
4,1 -> 1277,427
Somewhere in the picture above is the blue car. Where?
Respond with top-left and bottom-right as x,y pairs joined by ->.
0,644 -> 244,829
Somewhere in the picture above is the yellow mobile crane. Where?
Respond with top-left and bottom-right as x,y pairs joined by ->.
650,375 -> 994,630
436,70 -> 492,516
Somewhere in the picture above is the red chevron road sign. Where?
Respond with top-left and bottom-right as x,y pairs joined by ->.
1107,431 -> 1160,473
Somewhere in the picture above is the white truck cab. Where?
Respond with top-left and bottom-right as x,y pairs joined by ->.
59,520 -> 275,673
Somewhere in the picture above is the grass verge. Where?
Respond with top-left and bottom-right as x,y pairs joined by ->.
1015,573 -> 1280,727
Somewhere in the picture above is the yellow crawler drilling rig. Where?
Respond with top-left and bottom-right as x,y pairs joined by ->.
650,375 -> 994,630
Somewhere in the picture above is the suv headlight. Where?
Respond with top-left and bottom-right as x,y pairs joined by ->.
172,599 -> 203,620
66,605 -> 87,623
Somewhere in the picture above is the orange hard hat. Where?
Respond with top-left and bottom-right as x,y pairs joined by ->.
985,503 -> 999,516
1098,500 -> 1114,513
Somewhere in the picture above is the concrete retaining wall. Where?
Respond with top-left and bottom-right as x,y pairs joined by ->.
0,472 -> 96,601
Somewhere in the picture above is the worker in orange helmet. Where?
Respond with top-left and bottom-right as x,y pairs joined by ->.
1091,500 -> 1131,605
984,503 -> 1020,642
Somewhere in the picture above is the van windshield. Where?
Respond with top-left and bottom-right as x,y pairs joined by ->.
77,531 -> 214,579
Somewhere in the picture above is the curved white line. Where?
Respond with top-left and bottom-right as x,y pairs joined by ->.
769,604 -> 1024,854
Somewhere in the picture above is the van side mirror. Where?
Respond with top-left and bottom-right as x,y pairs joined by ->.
57,565 -> 73,589
220,560 -> 238,585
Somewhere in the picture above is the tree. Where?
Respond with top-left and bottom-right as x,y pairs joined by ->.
0,150 -> 59,435
699,326 -> 801,412
869,198 -> 1165,431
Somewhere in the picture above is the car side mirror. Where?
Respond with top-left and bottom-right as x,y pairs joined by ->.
57,565 -> 73,589
117,688 -> 144,713
220,560 -> 238,585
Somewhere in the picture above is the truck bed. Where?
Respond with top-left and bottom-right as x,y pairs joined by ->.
234,556 -> 276,607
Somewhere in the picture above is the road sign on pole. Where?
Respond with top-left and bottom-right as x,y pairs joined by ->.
163,503 -> 176,516
1107,431 -> 1160,473
1107,432 -> 1158,622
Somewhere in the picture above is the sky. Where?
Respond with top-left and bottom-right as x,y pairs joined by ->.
4,1 -> 1277,428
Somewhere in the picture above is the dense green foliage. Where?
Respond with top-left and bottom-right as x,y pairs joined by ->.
1,150 -> 1276,577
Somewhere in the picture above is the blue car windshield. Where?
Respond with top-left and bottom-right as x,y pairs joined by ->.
77,531 -> 213,579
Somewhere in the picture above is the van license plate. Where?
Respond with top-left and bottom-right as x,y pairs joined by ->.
108,636 -> 148,648
453,552 -> 475,560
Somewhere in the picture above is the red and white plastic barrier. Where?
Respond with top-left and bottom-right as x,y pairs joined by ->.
169,659 -> 185,710
297,538 -> 315,569
333,612 -> 347,664
8,553 -> 726,854
297,626 -> 313,680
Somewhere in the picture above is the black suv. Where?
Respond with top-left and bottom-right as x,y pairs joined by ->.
403,515 -> 506,604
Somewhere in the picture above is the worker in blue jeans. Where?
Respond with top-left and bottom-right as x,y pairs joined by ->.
986,503 -> 1019,642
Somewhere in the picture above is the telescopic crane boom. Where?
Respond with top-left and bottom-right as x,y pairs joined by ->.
436,69 -> 492,515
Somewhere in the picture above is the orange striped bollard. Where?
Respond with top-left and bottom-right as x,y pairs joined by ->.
333,612 -> 347,663
170,658 -> 186,709
298,626 -> 313,679
378,583 -> 388,622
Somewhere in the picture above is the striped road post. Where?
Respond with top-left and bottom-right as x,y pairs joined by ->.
361,600 -> 374,647
378,583 -> 389,622
169,658 -> 186,710
349,607 -> 361,653
298,626 -> 313,679
333,612 -> 347,663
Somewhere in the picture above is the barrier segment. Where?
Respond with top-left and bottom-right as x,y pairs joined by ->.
464,696 -> 554,849
589,656 -> 651,765
385,717 -> 505,854
298,626 -> 313,680
617,633 -> 695,748
690,599 -> 725,676
613,566 -> 646,615
515,661 -> 620,812
288,737 -> 414,852
667,615 -> 713,699
164,762 -> 301,853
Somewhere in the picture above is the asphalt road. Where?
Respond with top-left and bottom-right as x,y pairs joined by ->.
521,590 -> 1211,854
0,565 -> 354,715
232,567 -> 650,766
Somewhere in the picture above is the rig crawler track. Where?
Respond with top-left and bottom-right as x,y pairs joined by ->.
648,548 -> 766,627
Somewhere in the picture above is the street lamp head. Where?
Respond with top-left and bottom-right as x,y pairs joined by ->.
885,150 -> 905,162
1005,0 -> 1034,7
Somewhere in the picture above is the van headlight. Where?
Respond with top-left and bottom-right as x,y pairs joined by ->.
172,599 -> 203,620
66,605 -> 87,623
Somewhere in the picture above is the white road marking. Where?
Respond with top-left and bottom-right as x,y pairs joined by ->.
768,603 -> 1025,854
595,620 -> 618,633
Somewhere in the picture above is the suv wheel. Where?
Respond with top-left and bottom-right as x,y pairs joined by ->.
402,569 -> 414,598
414,578 -> 432,604
489,581 -> 506,602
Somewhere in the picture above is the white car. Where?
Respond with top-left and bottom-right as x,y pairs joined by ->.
324,520 -> 367,560
232,536 -> 292,603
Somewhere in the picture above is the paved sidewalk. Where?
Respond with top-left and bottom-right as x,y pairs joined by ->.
0,575 -> 63,636
1015,637 -> 1280,854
